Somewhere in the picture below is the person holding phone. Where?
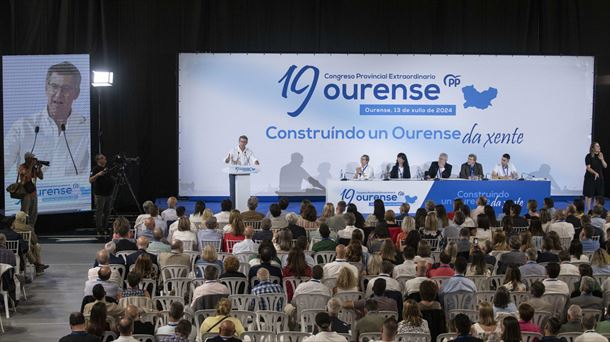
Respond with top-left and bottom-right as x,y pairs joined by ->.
583,142 -> 607,212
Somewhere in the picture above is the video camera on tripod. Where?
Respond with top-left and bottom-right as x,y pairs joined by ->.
104,154 -> 140,175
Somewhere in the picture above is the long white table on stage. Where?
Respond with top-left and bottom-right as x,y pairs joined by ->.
325,179 -> 551,214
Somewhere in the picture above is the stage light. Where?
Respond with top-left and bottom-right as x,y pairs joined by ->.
92,71 -> 114,87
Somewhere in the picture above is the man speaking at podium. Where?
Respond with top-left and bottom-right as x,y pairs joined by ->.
224,135 -> 260,166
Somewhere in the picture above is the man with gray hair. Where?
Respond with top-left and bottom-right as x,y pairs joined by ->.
147,227 -> 171,254
240,196 -> 265,221
159,240 -> 190,270
560,304 -> 584,333
336,212 -> 364,241
88,249 -> 122,285
519,247 -> 547,277
197,216 -> 222,243
569,276 -> 604,312
134,200 -> 154,229
286,212 -> 306,239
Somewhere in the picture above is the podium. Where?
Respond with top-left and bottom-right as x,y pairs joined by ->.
225,165 -> 259,212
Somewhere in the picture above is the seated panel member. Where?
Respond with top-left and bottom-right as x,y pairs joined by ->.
390,152 -> 411,179
492,153 -> 518,180
354,154 -> 375,180
459,154 -> 484,179
426,153 -> 452,179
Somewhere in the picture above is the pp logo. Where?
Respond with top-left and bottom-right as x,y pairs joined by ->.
443,74 -> 461,87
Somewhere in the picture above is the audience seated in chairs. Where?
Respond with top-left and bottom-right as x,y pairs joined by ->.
86,302 -> 113,338
59,312 -> 100,342
191,265 -> 230,307
560,304 -> 584,333
251,268 -> 284,311
500,316 -> 522,342
114,317 -> 138,342
113,217 -> 137,252
197,217 -> 223,246
205,320 -> 242,342
525,281 -> 554,312
454,313 -> 484,342
148,228 -> 171,254
575,314 -> 607,342
324,297 -> 350,334
124,304 -> 154,335
195,245 -> 225,277
253,218 -> 273,242
219,255 -> 246,280
88,249 -> 122,284
83,284 -> 124,319
303,311 -> 347,342
323,245 -> 358,279
123,272 -> 149,298
157,301 -> 184,335
231,226 -> 259,254
84,266 -> 122,300
568,276 -> 604,311
354,300 -> 386,341
518,303 -> 541,334
543,262 -> 570,295
541,317 -> 563,342
312,224 -> 338,252
126,236 -> 158,268
159,239 -> 191,271
240,196 -> 265,221
248,245 -> 283,281
11,211 -> 48,274
199,297 -> 244,337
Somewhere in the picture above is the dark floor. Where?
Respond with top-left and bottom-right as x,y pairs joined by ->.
1,242 -> 103,340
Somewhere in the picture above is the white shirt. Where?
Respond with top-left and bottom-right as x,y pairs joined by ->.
471,205 -> 486,222
560,263 -> 581,276
172,230 -> 197,245
404,276 -> 429,295
393,260 -> 417,278
355,163 -> 375,180
303,332 -> 347,342
323,259 -> 359,279
365,274 -> 402,297
5,108 -> 90,179
161,208 -> 178,221
542,278 -> 570,295
575,331 -> 608,342
214,211 -> 231,225
293,279 -> 332,299
134,214 -> 150,231
547,221 -> 575,239
167,219 -> 194,242
225,146 -> 257,166
113,337 -> 139,342
337,225 -> 364,240
232,239 -> 259,254
492,163 -> 518,179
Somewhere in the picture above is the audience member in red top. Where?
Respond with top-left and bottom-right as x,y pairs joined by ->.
447,199 -> 464,221
223,215 -> 245,252
428,252 -> 455,278
517,303 -> 541,334
281,247 -> 312,301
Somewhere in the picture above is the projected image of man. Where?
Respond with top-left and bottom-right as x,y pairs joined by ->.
4,61 -> 90,179
492,153 -> 518,180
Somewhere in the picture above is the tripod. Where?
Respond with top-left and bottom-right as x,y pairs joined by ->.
104,165 -> 142,234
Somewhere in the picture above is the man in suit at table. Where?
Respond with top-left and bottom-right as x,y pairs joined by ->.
426,153 -> 452,179
459,153 -> 484,179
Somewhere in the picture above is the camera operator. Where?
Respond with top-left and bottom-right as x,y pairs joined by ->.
19,152 -> 44,226
89,154 -> 115,235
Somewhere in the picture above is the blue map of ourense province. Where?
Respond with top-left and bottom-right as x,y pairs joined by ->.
462,85 -> 498,109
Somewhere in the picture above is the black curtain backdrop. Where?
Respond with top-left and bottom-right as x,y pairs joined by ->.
1,0 -> 610,229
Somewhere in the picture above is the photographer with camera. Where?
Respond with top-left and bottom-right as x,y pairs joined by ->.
89,154 -> 115,235
19,152 -> 44,226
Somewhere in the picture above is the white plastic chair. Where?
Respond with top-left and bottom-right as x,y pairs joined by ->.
300,309 -> 323,333
194,309 -> 216,329
160,265 -> 189,283
277,332 -> 312,342
220,277 -> 248,295
313,251 -> 336,264
162,277 -> 191,298
242,331 -> 276,342
293,293 -> 330,322
359,332 -> 382,342
132,334 -> 155,342
152,295 -> 184,311
199,239 -> 222,252
0,264 -> 16,319
229,294 -> 257,311
396,333 -> 431,342
256,310 -> 287,333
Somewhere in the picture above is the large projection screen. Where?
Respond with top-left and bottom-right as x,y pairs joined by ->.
179,54 -> 594,197
3,54 -> 91,214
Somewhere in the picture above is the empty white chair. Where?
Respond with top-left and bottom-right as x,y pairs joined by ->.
160,265 -> 189,283
242,331 -> 277,342
256,310 -> 287,333
300,309 -> 323,333
359,332 -> 382,342
199,240 -> 222,253
153,295 -> 184,311
396,333 -> 431,342
132,335 -> 155,342
229,294 -> 257,311
277,332 -> 312,342
220,277 -> 248,295
313,251 -> 336,264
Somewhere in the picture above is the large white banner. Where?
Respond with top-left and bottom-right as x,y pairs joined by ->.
179,54 -> 593,197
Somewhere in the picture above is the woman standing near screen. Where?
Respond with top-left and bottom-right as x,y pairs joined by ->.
583,142 -> 607,212
390,152 -> 411,179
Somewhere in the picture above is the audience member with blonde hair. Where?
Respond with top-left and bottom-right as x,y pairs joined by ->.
473,301 -> 499,336
199,298 -> 245,337
397,299 -> 430,334
195,244 -> 224,277
334,266 -> 358,294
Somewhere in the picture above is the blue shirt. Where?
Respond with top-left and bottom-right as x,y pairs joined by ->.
441,275 -> 477,294
251,281 -> 284,311
581,239 -> 599,253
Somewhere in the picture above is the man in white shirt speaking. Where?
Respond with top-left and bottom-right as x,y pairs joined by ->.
354,154 -> 374,180
492,153 -> 518,180
5,61 -> 90,180
224,135 -> 259,166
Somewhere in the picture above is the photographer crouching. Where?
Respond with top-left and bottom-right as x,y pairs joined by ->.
19,152 -> 45,226
89,154 -> 115,236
